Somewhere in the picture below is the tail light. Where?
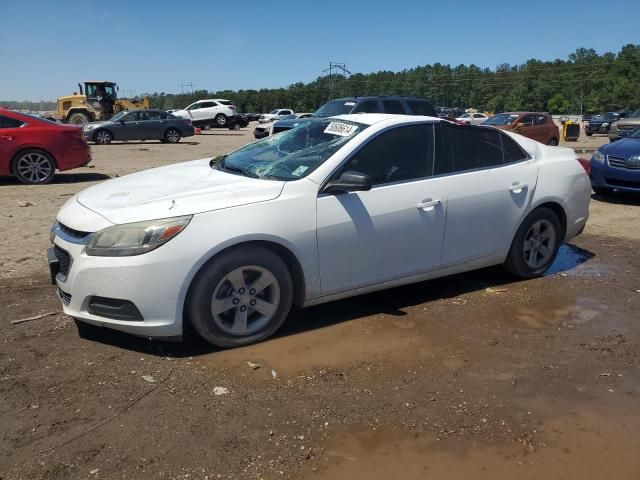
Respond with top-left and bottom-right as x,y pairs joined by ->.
577,157 -> 591,175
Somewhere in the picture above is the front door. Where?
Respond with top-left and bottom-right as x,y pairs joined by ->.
119,111 -> 143,140
316,123 -> 447,295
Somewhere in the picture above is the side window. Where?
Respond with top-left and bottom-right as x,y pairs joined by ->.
518,115 -> 535,127
283,110 -> 293,115
122,111 -> 140,122
382,100 -> 405,114
142,111 -> 166,120
339,124 -> 433,186
352,100 -> 381,113
200,102 -> 215,109
534,115 -> 548,125
440,123 -> 503,173
473,114 -> 485,119
500,133 -> 529,163
407,100 -> 436,117
0,115 -> 25,128
187,103 -> 201,110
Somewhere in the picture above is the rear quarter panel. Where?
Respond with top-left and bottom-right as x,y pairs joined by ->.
531,145 -> 591,241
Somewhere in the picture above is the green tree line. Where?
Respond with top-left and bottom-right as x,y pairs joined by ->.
146,45 -> 639,115
0,100 -> 57,111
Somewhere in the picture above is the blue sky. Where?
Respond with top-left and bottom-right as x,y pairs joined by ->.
2,0 -> 638,100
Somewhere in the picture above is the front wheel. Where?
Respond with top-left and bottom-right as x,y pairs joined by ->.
186,247 -> 293,348
94,129 -> 112,145
164,128 -> 181,143
503,207 -> 562,278
214,114 -> 227,127
586,132 -> 593,137
13,149 -> 56,184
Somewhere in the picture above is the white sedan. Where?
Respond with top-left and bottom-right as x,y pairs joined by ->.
456,112 -> 489,125
50,115 -> 591,347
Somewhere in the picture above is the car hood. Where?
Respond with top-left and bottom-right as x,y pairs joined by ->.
600,138 -> 640,158
76,158 -> 285,225
84,120 -> 115,129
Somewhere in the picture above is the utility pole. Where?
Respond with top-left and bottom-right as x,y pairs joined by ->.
322,62 -> 351,100
181,82 -> 194,99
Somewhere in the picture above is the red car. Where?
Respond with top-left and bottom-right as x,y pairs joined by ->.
0,108 -> 91,184
484,112 -> 560,146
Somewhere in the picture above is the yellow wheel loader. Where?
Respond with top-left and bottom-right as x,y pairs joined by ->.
56,81 -> 150,125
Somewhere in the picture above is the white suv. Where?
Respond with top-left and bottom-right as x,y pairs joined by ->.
258,109 -> 294,123
172,99 -> 238,128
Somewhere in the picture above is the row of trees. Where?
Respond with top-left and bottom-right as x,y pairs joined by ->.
146,45 -> 639,115
5,45 -> 638,115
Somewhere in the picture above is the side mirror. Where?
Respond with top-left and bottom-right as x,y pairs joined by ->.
323,171 -> 372,194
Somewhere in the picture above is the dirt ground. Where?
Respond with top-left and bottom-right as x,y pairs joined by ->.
1,125 -> 639,480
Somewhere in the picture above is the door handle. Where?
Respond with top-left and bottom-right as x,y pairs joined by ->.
0,135 -> 15,141
417,198 -> 441,210
509,183 -> 528,193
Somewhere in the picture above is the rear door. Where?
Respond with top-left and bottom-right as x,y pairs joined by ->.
0,114 -> 25,169
437,123 -> 538,266
139,110 -> 165,139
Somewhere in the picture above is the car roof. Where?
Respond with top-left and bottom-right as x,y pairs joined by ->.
331,96 -> 433,102
332,113 -> 441,126
195,99 -> 230,102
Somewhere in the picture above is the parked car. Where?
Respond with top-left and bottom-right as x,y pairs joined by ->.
243,113 -> 261,122
484,112 -> 560,145
171,99 -> 239,128
253,123 -> 272,139
608,109 -> 640,142
270,113 -> 314,135
83,109 -> 195,144
50,114 -> 590,347
584,112 -> 627,136
268,96 -> 437,136
258,109 -> 294,124
581,114 -> 594,122
590,127 -> 640,194
455,112 -> 488,125
0,108 -> 91,185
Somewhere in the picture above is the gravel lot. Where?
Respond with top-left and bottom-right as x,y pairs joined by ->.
1,124 -> 639,479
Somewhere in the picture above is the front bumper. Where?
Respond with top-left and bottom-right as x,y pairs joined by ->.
585,124 -> 608,134
590,158 -> 640,192
254,129 -> 270,139
50,234 -> 192,339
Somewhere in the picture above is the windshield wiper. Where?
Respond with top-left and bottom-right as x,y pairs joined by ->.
215,156 -> 259,178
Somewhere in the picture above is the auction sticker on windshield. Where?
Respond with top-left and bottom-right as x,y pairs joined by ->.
324,122 -> 358,137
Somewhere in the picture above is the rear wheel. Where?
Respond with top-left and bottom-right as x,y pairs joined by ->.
165,128 -> 181,143
215,114 -> 227,127
586,132 -> 593,137
547,137 -> 558,146
13,149 -> 56,185
94,129 -> 112,145
186,247 -> 293,348
67,112 -> 90,125
503,207 -> 561,278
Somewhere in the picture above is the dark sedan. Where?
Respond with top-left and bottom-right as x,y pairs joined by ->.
590,128 -> 640,194
585,112 -> 627,136
83,109 -> 195,144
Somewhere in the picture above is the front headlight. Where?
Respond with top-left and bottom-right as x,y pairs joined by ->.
84,124 -> 96,130
592,150 -> 605,162
86,215 -> 192,256
602,122 -> 609,128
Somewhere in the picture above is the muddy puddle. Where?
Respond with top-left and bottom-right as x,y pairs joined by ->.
299,407 -> 640,479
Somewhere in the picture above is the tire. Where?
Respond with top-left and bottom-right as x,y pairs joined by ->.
202,125 -> 211,131
547,137 -> 558,146
503,207 -> 562,279
586,132 -> 593,137
214,114 -> 227,127
229,123 -> 241,131
13,149 -> 56,185
593,186 -> 613,196
186,247 -> 294,348
93,129 -> 112,145
67,112 -> 90,125
164,128 -> 181,143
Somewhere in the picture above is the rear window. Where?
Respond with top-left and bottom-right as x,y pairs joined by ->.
352,100 -> 381,113
500,132 -> 529,163
437,123 -> 504,174
218,100 -> 234,106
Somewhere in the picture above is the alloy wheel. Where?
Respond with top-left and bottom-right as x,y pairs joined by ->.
523,219 -> 556,269
210,265 -> 280,336
16,152 -> 53,183
166,129 -> 180,143
95,130 -> 112,144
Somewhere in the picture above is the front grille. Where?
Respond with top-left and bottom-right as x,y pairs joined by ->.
608,156 -> 640,170
58,287 -> 72,305
57,222 -> 92,241
605,177 -> 640,189
617,125 -> 636,131
54,246 -> 72,276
